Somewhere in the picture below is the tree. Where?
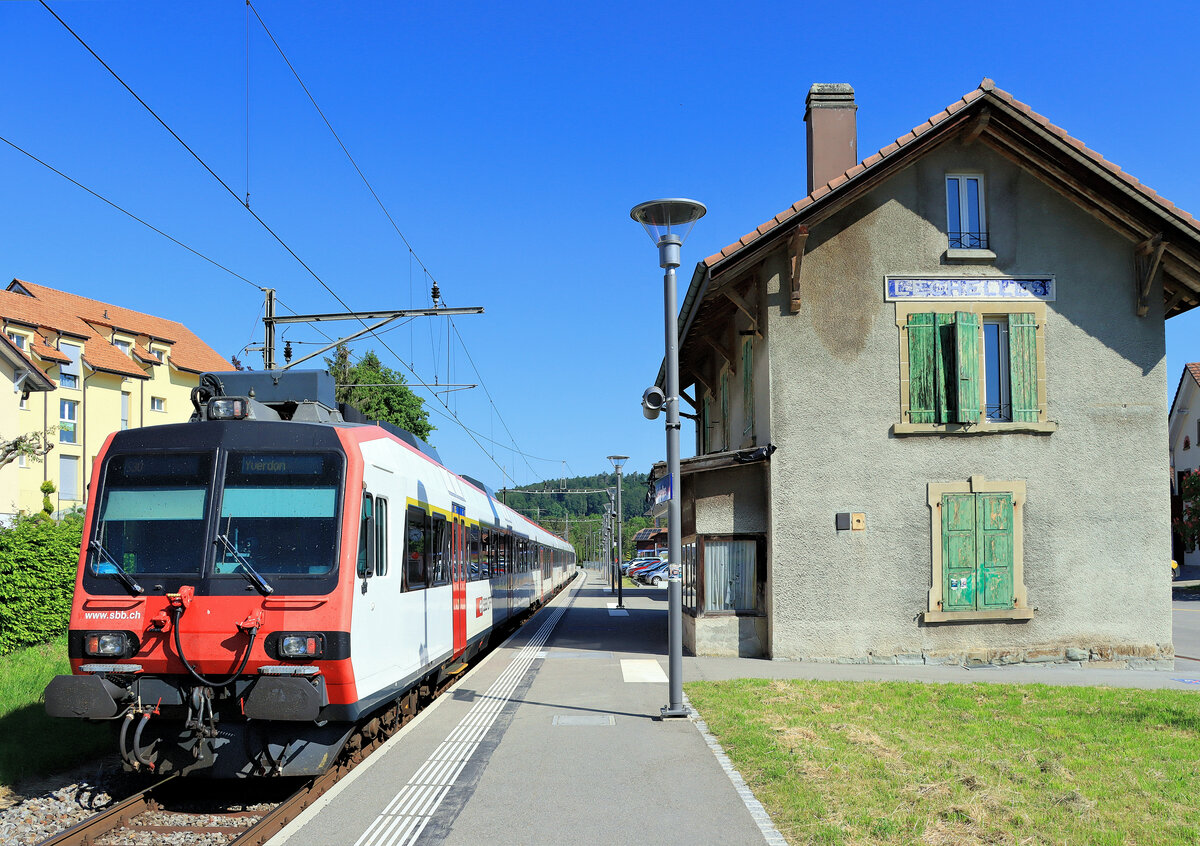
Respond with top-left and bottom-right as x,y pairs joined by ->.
0,429 -> 56,470
326,344 -> 435,442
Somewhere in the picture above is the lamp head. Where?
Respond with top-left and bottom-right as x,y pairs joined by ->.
607,454 -> 629,471
630,199 -> 706,268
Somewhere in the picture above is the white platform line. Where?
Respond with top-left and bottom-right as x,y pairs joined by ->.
351,580 -> 578,846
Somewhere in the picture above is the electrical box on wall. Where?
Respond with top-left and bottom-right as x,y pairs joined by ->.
851,513 -> 866,531
835,512 -> 851,531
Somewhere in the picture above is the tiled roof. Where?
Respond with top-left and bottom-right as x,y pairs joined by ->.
0,334 -> 55,391
1188,363 -> 1200,389
0,279 -> 231,377
702,79 -> 1200,270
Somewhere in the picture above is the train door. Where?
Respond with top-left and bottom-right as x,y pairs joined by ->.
452,510 -> 467,656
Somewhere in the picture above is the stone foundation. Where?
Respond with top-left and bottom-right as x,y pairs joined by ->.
780,642 -> 1175,670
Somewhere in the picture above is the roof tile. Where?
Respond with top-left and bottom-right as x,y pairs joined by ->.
701,78 -> 1200,277
1,279 -> 231,377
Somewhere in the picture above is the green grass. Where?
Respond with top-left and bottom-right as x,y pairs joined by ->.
0,635 -> 112,787
686,679 -> 1200,846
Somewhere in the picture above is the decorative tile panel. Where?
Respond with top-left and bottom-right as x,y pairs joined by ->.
886,276 -> 1055,301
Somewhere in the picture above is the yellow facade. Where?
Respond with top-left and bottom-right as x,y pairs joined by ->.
4,333 -> 223,518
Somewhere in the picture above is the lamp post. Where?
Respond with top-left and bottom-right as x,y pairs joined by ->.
608,455 -> 629,609
630,198 -> 706,719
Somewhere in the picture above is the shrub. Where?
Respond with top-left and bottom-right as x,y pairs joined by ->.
0,516 -> 83,654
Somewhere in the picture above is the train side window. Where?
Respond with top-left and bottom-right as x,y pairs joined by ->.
405,506 -> 427,590
430,516 -> 449,586
470,525 -> 481,581
479,527 -> 491,579
375,497 -> 388,577
357,493 -> 375,578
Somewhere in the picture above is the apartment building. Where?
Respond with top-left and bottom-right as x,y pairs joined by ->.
1,278 -> 231,519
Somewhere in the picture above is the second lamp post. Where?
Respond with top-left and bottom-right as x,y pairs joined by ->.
608,454 -> 628,609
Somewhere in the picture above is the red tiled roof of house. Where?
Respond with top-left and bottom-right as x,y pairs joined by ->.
702,79 -> 1200,269
0,279 -> 231,376
1188,363 -> 1200,389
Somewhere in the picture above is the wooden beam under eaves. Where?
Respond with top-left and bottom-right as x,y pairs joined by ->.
691,367 -> 713,396
965,107 -> 991,145
788,226 -> 809,314
679,387 -> 697,409
702,335 -> 734,369
1135,233 -> 1167,317
722,288 -> 762,338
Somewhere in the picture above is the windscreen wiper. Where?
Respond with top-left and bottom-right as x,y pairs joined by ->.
89,540 -> 144,596
214,534 -> 274,596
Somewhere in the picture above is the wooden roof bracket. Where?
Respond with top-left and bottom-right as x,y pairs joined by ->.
1135,233 -> 1167,317
722,287 -> 762,338
788,225 -> 809,314
964,107 -> 991,145
679,387 -> 697,410
702,335 -> 734,369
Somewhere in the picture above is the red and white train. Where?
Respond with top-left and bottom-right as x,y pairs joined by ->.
44,370 -> 575,777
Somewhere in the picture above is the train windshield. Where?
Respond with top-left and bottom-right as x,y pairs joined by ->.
92,453 -> 213,576
214,452 -> 341,577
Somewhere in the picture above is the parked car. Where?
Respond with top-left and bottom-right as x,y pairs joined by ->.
623,557 -> 659,576
636,561 -> 671,586
627,559 -> 663,581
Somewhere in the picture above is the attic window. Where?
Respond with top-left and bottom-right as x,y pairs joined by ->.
946,174 -> 988,250
114,338 -> 131,355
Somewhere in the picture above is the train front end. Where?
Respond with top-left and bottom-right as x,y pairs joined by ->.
43,400 -> 361,777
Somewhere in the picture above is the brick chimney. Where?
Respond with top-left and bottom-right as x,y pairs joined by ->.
805,83 -> 858,194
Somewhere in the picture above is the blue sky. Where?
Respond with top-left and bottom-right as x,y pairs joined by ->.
3,0 -> 1198,490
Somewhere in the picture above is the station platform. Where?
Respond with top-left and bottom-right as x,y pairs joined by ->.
270,569 -> 782,846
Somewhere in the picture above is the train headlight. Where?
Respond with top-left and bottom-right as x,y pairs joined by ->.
207,397 -> 250,420
279,634 -> 324,659
83,632 -> 129,657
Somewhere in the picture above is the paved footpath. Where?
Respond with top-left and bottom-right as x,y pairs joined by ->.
271,570 -> 781,846
271,571 -> 1200,846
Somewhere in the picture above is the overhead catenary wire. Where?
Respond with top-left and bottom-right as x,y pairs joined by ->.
242,2 -> 553,483
43,1 -> 557,486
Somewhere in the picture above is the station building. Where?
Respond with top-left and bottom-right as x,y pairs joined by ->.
651,80 -> 1200,666
0,278 -> 231,520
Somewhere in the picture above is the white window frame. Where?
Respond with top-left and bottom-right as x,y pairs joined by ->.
150,396 -> 165,412
59,341 -> 82,389
60,399 -> 78,443
982,316 -> 1012,422
121,391 -> 130,430
7,331 -> 25,350
113,338 -> 132,356
946,173 -> 987,250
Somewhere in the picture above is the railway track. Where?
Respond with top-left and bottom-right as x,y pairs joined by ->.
34,579 -> 574,846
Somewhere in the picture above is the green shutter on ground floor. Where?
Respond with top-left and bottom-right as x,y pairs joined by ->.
940,490 -> 1015,612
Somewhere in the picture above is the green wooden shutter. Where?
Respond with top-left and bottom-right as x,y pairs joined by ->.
742,338 -> 754,436
720,371 -> 730,449
941,493 -> 977,610
1009,313 -> 1038,422
976,492 -> 1014,610
702,396 -> 711,453
954,311 -> 981,424
907,313 -> 937,423
936,313 -> 957,423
